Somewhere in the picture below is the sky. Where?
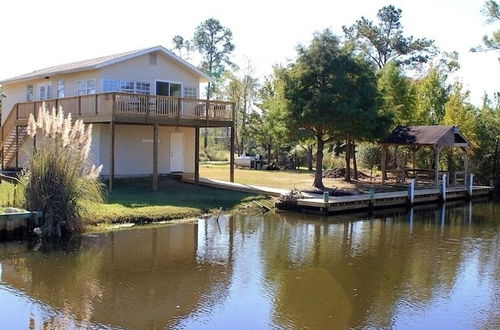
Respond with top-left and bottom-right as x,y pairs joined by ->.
0,0 -> 498,106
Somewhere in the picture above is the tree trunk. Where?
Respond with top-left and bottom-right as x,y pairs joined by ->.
308,145 -> 313,171
267,141 -> 272,163
344,135 -> 351,182
313,136 -> 325,189
493,138 -> 499,179
352,139 -> 358,181
203,129 -> 208,150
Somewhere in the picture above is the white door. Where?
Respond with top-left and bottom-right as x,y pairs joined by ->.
170,132 -> 184,172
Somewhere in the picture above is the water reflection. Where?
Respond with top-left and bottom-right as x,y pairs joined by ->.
0,200 -> 498,329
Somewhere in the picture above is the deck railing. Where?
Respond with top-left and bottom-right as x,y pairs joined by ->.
12,92 -> 234,122
1,92 -> 234,149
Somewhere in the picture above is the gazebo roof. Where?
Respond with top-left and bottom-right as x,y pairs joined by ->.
381,125 -> 470,148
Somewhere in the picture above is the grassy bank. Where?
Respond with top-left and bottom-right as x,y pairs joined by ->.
1,178 -> 271,225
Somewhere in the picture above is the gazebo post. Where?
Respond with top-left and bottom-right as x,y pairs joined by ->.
434,145 -> 441,188
463,148 -> 468,187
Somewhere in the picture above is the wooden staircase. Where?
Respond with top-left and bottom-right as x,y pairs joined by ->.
1,104 -> 28,171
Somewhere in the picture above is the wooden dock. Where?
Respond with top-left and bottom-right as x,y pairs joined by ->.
182,177 -> 293,197
182,176 -> 494,215
292,185 -> 494,214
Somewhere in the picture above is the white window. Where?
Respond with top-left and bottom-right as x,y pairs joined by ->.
103,79 -> 150,94
26,85 -> 33,101
57,79 -> 65,98
119,81 -> 135,93
103,79 -> 120,92
135,82 -> 151,95
38,82 -> 52,100
183,87 -> 197,98
78,79 -> 96,95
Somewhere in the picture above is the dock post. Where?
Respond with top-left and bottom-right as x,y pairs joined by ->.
467,174 -> 474,198
440,174 -> 447,203
369,188 -> 375,211
408,179 -> 415,206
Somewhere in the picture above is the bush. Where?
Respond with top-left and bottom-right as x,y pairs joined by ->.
19,104 -> 104,239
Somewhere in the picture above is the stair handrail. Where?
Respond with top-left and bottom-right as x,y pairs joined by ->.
1,103 -> 20,149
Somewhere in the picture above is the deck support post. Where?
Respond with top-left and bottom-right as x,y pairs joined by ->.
381,145 -> 387,184
109,121 -> 115,192
194,127 -> 200,185
230,125 -> 235,183
152,123 -> 159,191
15,126 -> 19,172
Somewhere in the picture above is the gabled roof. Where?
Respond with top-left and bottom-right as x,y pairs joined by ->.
381,125 -> 470,147
0,46 -> 211,84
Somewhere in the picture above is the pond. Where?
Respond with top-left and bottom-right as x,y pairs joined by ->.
0,199 -> 498,329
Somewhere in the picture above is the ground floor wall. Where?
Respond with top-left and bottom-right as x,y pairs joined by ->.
13,124 -> 196,177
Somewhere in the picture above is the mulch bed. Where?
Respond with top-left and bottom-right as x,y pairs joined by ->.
322,167 -> 370,179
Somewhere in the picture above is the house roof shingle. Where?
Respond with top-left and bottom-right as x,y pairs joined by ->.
0,46 -> 211,84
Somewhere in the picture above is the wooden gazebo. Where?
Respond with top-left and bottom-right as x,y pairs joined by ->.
380,125 -> 470,187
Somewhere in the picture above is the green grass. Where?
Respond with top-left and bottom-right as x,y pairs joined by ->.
2,178 -> 271,225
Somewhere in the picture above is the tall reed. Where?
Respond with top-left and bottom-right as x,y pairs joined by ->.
19,103 -> 104,239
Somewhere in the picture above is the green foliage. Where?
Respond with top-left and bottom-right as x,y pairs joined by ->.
358,144 -> 381,170
378,62 -> 416,125
343,5 -> 436,69
171,35 -> 192,59
192,18 -> 235,98
443,83 -> 478,147
471,1 -> 500,59
224,62 -> 260,154
413,66 -> 451,124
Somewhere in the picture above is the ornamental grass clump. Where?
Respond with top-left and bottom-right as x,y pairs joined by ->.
20,103 -> 104,239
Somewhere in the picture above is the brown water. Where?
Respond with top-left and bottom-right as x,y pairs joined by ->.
0,200 -> 499,329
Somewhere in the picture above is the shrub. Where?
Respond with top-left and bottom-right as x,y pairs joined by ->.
19,104 -> 104,239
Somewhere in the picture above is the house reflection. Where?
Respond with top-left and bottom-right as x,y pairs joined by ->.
0,218 -> 236,329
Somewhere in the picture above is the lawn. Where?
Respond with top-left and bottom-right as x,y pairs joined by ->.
200,164 -> 364,191
0,178 -> 271,225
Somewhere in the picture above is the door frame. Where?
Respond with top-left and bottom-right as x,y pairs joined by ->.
37,81 -> 52,100
170,131 -> 185,172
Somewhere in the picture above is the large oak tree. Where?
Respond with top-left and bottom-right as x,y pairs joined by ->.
283,30 -> 388,188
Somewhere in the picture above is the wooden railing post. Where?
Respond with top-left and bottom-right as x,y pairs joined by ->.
206,100 -> 210,126
112,93 -> 116,116
78,96 -> 82,117
95,93 -> 98,115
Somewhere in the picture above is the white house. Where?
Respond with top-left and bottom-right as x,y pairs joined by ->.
0,46 -> 235,190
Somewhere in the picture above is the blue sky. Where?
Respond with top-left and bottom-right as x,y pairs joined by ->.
1,0 -> 498,105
